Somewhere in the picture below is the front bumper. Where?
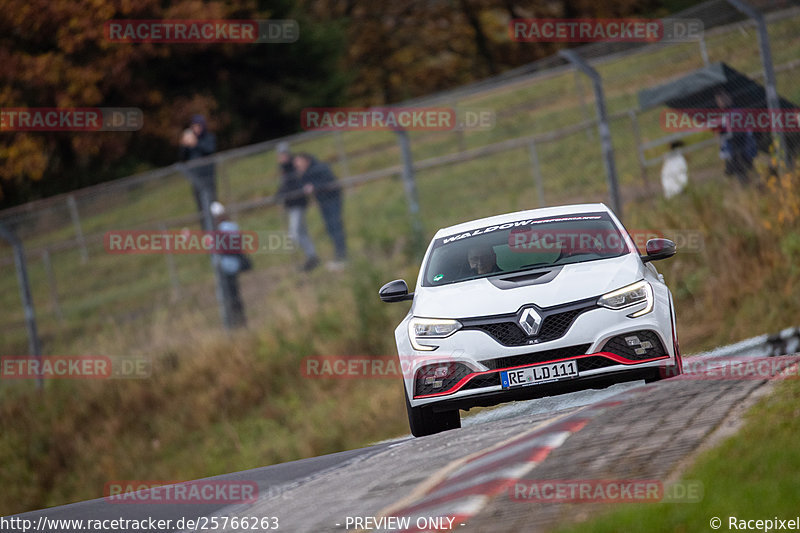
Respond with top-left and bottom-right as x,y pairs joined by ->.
399,302 -> 678,409
414,329 -> 670,397
428,367 -> 659,413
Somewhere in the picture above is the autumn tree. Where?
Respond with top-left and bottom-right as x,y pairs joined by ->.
1,0 -> 667,207
0,0 -> 346,206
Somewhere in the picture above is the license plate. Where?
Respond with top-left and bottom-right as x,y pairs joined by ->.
501,360 -> 579,389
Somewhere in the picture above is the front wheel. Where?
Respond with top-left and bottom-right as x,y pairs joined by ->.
645,355 -> 683,383
405,389 -> 461,437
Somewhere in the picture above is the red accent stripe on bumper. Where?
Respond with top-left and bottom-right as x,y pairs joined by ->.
414,352 -> 669,398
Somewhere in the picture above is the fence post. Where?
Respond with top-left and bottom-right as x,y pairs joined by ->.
452,100 -> 467,152
66,194 -> 89,263
394,130 -> 425,256
217,154 -> 231,206
158,223 -> 181,301
457,127 -> 466,153
180,162 -> 233,330
574,70 -> 594,141
527,141 -> 545,207
628,109 -> 650,191
0,222 -> 43,389
335,131 -> 351,178
560,49 -> 622,219
725,0 -> 789,165
201,185 -> 234,330
699,36 -> 710,67
41,248 -> 64,321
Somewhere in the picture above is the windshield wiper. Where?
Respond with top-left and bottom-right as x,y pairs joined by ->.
517,262 -> 553,270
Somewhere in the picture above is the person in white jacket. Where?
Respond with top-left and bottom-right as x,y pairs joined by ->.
661,140 -> 688,199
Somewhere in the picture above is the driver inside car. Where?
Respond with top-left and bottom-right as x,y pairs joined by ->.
467,243 -> 501,276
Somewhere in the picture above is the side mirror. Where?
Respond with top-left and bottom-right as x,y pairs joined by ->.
641,238 -> 677,263
379,279 -> 414,303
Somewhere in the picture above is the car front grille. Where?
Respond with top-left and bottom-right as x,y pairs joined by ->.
461,373 -> 502,390
462,300 -> 596,347
472,321 -> 529,346
480,343 -> 593,370
576,356 -> 619,371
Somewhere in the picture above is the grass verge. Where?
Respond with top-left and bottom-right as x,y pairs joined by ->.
556,376 -> 800,533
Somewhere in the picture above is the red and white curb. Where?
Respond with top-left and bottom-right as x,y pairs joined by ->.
375,400 -> 624,533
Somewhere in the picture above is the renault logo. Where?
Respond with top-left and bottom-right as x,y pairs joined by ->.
517,307 -> 542,336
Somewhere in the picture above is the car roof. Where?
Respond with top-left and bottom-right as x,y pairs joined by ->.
433,203 -> 613,239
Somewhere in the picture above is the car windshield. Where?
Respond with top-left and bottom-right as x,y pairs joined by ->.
422,212 -> 630,286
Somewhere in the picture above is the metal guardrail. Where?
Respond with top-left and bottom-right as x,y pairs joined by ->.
692,326 -> 800,359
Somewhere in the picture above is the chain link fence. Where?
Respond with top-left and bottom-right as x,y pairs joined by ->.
2,0 -> 799,355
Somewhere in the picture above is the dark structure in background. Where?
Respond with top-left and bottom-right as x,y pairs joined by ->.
638,62 -> 800,162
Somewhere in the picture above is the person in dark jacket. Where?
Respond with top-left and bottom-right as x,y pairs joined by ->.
714,90 -> 755,185
293,153 -> 347,269
276,143 -> 318,271
179,114 -> 218,215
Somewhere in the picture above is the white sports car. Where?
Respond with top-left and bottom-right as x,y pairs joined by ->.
379,203 -> 683,437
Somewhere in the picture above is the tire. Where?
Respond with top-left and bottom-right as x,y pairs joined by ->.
647,297 -> 684,383
405,389 -> 461,437
645,357 -> 683,383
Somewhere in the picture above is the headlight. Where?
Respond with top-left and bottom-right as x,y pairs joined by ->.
598,280 -> 653,317
408,318 -> 462,351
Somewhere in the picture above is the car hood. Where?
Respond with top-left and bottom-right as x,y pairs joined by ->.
412,254 -> 644,318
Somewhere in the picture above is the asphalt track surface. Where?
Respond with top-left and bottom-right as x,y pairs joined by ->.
6,335 -> 799,533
